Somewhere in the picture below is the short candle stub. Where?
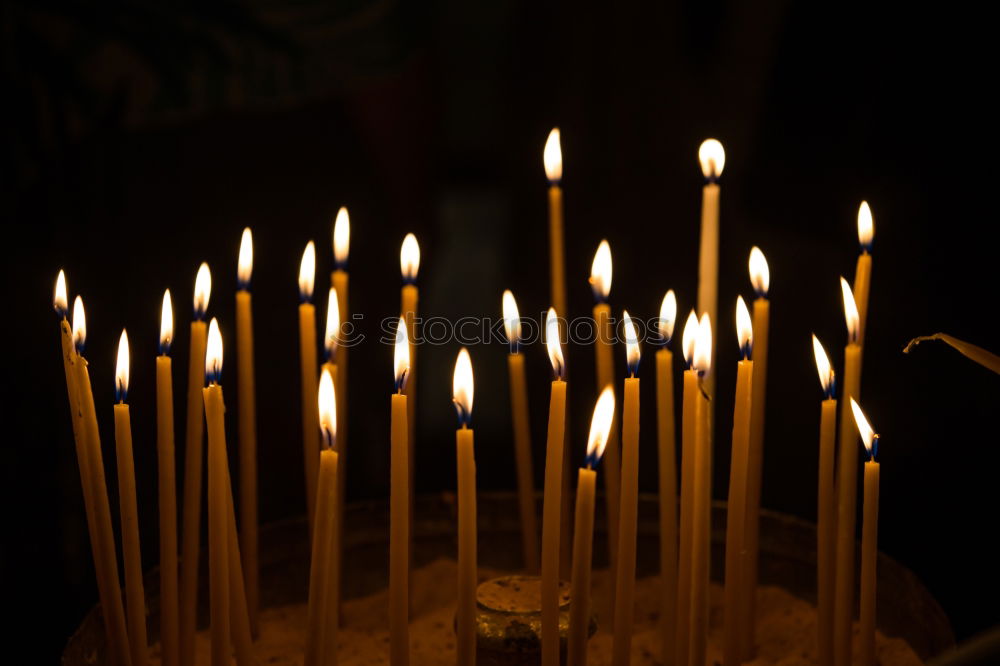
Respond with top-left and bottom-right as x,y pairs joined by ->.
470,576 -> 595,666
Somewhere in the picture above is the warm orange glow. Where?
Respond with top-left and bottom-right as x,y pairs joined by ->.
698,138 -> 726,180
400,233 -> 420,282
589,240 -> 612,301
681,310 -> 699,367
318,366 -> 337,449
749,246 -> 770,297
394,317 -> 410,391
623,310 -> 641,375
858,201 -> 874,250
545,307 -> 565,380
54,270 -> 68,316
850,398 -> 878,459
544,128 -> 562,182
694,313 -> 713,376
840,277 -> 860,343
812,334 -> 834,398
238,227 -> 253,288
116,329 -> 130,401
194,262 -> 212,319
453,348 -> 474,424
586,385 -> 616,467
659,290 -> 677,342
736,296 -> 753,359
72,296 -> 86,352
324,287 -> 340,361
502,290 -> 521,347
160,289 -> 173,354
334,207 -> 350,266
205,317 -> 223,383
299,241 -> 316,301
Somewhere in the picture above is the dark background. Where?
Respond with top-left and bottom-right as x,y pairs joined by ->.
2,0 -> 997,661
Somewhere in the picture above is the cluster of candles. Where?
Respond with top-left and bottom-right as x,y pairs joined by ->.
54,132 -> 883,666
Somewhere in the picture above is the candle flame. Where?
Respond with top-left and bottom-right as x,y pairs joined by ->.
325,288 -> 340,362
736,296 -> 753,359
694,313 -> 713,376
334,207 -> 350,268
299,241 -> 316,302
453,348 -> 474,426
850,397 -> 878,460
115,329 -> 130,402
401,233 -> 420,283
544,128 -> 562,182
840,277 -> 859,344
54,270 -> 68,317
681,310 -> 699,367
546,307 -> 565,380
160,289 -> 174,355
623,310 -> 641,376
72,296 -> 86,353
502,290 -> 521,349
585,385 -> 616,468
698,138 -> 726,180
749,246 -> 770,297
319,366 -> 337,450
858,201 -> 873,251
659,290 -> 677,343
238,227 -> 253,289
589,240 -> 612,302
194,262 -> 212,320
812,334 -> 835,398
394,317 -> 410,391
205,317 -> 223,384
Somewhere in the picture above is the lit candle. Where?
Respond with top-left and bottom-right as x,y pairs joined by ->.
567,387 -> 616,666
202,318 -> 230,666
541,308 -> 567,666
723,298 -> 754,666
401,233 -> 420,470
696,139 -> 725,401
299,241 -> 320,529
674,311 -> 700,666
54,276 -> 130,666
332,207 -> 350,593
612,311 -> 642,666
589,240 -> 620,578
812,335 -> 837,666
503,290 -> 539,573
54,271 -> 86,475
850,399 -> 880,666
854,202 -> 874,346
305,368 -> 340,666
155,290 -> 179,666
689,313 -> 713,666
655,290 -> 678,666
834,278 -> 863,666
741,247 -> 770,659
112,330 -> 149,666
72,296 -> 134,666
235,228 -> 260,631
321,286 -> 342,621
390,319 -> 411,666
453,348 -> 477,666
181,263 -> 211,666
544,128 -> 568,325
321,288 -> 340,400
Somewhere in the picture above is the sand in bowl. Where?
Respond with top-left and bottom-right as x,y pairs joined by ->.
150,557 -> 923,666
